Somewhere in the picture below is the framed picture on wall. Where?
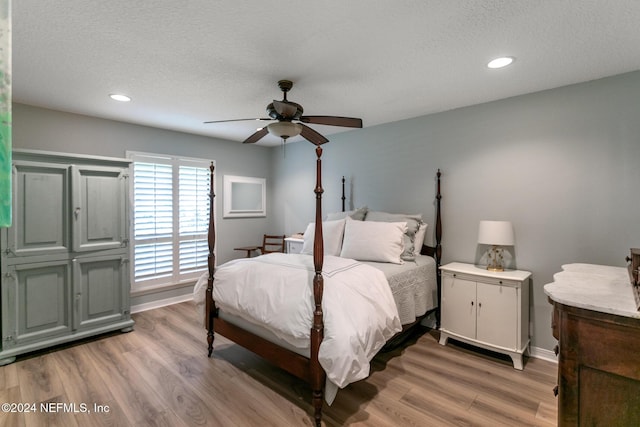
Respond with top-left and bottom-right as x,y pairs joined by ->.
223,175 -> 266,218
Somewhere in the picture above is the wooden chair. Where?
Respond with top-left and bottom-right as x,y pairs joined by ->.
234,234 -> 286,258
260,234 -> 286,254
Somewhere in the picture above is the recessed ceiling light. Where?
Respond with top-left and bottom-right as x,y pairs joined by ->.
109,94 -> 131,102
487,56 -> 515,69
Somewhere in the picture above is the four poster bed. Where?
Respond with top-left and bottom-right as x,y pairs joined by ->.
196,148 -> 442,426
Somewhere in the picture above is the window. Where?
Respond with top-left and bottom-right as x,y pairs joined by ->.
128,152 -> 213,292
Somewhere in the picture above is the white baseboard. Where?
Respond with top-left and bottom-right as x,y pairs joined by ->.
131,294 -> 194,314
529,345 -> 558,363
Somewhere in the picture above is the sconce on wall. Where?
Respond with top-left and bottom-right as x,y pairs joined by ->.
478,220 -> 514,272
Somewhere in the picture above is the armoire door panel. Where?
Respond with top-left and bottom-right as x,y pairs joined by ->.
8,161 -> 70,257
74,255 -> 127,330
72,165 -> 127,252
8,260 -> 72,345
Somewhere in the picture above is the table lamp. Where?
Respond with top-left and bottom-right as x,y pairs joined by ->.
478,220 -> 514,272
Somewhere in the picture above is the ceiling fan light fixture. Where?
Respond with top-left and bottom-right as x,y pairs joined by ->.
267,122 -> 302,138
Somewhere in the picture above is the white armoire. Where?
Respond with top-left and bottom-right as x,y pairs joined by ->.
0,149 -> 134,365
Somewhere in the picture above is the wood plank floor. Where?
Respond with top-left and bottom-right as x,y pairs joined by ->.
0,302 -> 558,426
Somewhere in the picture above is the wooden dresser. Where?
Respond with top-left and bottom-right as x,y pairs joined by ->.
545,264 -> 640,426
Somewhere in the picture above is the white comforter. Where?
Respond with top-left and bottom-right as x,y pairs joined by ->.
210,253 -> 402,388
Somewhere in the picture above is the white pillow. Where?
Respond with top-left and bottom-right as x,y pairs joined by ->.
301,218 -> 346,256
340,218 -> 407,264
414,223 -> 428,254
364,211 -> 423,260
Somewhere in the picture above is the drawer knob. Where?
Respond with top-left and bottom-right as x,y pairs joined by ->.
553,385 -> 558,397
554,345 -> 559,356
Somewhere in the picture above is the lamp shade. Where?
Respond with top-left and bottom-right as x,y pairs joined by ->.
478,220 -> 514,246
267,122 -> 302,138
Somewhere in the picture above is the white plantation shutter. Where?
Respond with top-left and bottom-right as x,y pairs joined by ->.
133,162 -> 173,281
128,152 -> 213,291
178,165 -> 210,275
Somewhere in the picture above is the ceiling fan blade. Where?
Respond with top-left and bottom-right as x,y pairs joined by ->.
273,100 -> 299,119
242,127 -> 269,144
299,116 -> 363,128
299,123 -> 329,146
204,118 -> 271,124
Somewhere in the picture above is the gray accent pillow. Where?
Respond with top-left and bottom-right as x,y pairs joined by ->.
325,206 -> 368,221
365,211 -> 424,261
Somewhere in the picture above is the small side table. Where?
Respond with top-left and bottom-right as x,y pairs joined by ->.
234,245 -> 261,258
439,262 -> 531,370
285,237 -> 304,254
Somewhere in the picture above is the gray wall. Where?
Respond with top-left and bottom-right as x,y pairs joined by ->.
12,103 -> 275,306
12,71 -> 640,350
272,71 -> 640,352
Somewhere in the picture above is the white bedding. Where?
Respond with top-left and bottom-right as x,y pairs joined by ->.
208,253 -> 402,389
363,255 -> 437,324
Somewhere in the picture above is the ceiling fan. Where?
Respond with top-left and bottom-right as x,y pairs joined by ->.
204,80 -> 363,145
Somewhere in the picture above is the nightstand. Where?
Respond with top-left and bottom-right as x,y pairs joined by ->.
284,237 -> 304,254
439,262 -> 531,370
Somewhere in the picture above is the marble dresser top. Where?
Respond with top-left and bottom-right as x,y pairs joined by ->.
544,263 -> 640,318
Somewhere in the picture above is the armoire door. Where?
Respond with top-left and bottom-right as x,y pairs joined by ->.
73,254 -> 129,330
1,259 -> 72,348
71,165 -> 128,252
5,161 -> 70,257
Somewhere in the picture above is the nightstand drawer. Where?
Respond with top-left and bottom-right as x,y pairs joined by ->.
443,271 -> 520,288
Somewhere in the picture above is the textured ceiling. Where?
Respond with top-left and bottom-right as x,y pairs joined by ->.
12,1 -> 640,146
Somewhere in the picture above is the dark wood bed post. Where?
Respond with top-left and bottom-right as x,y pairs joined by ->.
435,169 -> 442,328
206,162 -> 217,357
311,145 -> 326,427
341,175 -> 346,212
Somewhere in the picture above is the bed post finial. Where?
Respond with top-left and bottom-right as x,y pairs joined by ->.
206,162 -> 217,357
